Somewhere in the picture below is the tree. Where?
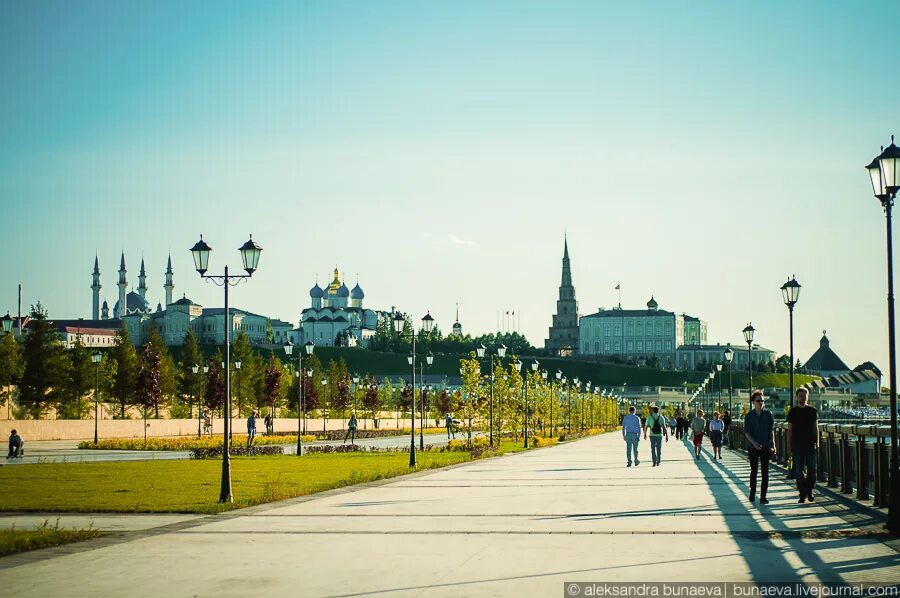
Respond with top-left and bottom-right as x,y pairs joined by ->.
263,355 -> 282,418
178,328 -> 205,419
135,337 -> 163,438
58,334 -> 92,419
145,327 -> 175,417
362,377 -> 381,429
774,354 -> 791,374
203,351 -> 225,417
0,333 -> 24,418
19,303 -> 68,418
231,332 -> 256,416
108,325 -> 139,418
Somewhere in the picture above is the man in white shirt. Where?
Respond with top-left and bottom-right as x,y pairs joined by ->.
622,406 -> 642,467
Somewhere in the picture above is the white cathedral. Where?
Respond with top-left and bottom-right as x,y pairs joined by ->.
60,253 -> 293,349
299,268 -> 383,347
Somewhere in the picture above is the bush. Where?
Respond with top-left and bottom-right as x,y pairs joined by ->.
190,445 -> 284,459
301,435 -> 317,443
531,436 -> 559,448
304,444 -> 369,454
80,435 -> 298,451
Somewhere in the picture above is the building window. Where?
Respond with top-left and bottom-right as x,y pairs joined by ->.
614,341 -> 620,352
637,340 -> 643,351
604,341 -> 610,352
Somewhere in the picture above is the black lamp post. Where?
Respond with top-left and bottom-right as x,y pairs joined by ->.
476,342 -> 506,446
780,276 -> 801,409
192,364 -> 201,437
91,351 -> 102,444
285,339 -> 314,456
743,323 -> 756,405
418,352 -> 433,450
724,346 -> 734,417
716,363 -> 723,414
866,138 -> 900,534
553,370 -> 562,435
541,370 -> 548,435
190,234 -> 262,504
394,311 -> 434,467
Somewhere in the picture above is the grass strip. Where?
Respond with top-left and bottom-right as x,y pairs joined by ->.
0,524 -> 103,557
0,441 -> 527,514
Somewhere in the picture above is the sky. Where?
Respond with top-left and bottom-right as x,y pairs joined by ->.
0,1 -> 898,373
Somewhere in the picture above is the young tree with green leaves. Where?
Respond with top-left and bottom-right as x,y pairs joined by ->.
203,351 -> 225,418
362,376 -> 380,429
263,354 -> 282,418
135,337 -> 163,441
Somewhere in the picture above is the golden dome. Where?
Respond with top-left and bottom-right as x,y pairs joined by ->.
327,268 -> 341,295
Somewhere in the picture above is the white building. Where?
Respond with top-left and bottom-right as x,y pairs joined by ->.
675,343 -> 775,371
578,297 -> 686,368
299,268 -> 385,347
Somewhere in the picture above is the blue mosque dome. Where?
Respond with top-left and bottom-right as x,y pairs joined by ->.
114,291 -> 150,316
350,283 -> 365,300
337,283 -> 350,298
310,284 -> 324,299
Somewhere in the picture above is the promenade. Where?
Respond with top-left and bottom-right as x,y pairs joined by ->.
1,433 -> 898,596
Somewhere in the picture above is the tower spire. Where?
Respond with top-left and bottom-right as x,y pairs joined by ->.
137,256 -> 148,300
164,253 -> 174,307
91,254 -> 102,320
117,252 -> 127,318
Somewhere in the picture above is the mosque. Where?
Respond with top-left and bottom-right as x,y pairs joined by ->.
63,253 -> 293,348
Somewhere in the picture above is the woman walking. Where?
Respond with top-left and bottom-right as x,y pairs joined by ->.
691,409 -> 706,460
708,412 -> 724,460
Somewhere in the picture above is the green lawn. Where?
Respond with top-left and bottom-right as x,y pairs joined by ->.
0,445 -> 537,514
0,526 -> 103,557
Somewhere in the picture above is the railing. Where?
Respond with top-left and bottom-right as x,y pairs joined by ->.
729,421 -> 893,508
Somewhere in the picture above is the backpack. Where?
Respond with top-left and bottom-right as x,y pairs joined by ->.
650,414 -> 662,435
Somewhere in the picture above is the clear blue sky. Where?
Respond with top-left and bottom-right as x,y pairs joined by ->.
0,1 -> 897,373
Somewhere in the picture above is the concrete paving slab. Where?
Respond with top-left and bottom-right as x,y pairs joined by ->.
0,432 -> 897,597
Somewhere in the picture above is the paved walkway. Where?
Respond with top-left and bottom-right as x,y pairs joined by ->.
3,433 -> 453,464
1,433 -> 898,596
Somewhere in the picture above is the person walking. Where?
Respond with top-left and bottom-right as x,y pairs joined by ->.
445,413 -> 456,439
344,412 -> 358,445
667,414 -> 677,437
264,413 -> 273,435
643,405 -> 669,466
622,406 -> 641,467
722,411 -> 733,449
7,429 -> 23,459
787,388 -> 818,503
708,412 -> 724,460
247,412 -> 257,447
690,409 -> 706,460
675,412 -> 686,440
744,390 -> 775,504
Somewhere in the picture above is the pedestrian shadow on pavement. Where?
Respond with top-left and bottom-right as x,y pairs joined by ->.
687,441 -> 900,582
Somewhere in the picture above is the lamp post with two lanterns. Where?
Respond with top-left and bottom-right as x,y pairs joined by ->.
393,311 -> 435,467
724,346 -> 734,417
284,340 -> 315,456
417,350 -> 434,450
189,234 -> 262,504
865,137 -> 900,534
476,342 -> 506,446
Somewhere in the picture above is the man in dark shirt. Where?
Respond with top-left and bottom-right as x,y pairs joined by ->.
744,390 -> 775,504
787,388 -> 818,503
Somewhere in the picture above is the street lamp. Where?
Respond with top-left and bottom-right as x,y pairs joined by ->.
91,351 -> 102,444
321,377 -> 328,433
716,363 -> 723,414
1,312 -> 12,334
743,323 -> 756,405
192,364 -> 202,437
418,352 -> 434,450
190,234 -> 262,504
476,342 -> 506,446
553,370 -> 562,435
393,310 -> 434,467
866,138 -> 900,534
571,377 -> 580,433
781,276 -> 801,409
285,339 -> 315,456
724,346 -> 734,417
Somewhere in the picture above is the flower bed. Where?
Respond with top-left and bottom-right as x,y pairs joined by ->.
79,435 -> 297,451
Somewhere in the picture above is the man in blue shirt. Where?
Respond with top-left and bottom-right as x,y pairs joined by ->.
622,406 -> 642,467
